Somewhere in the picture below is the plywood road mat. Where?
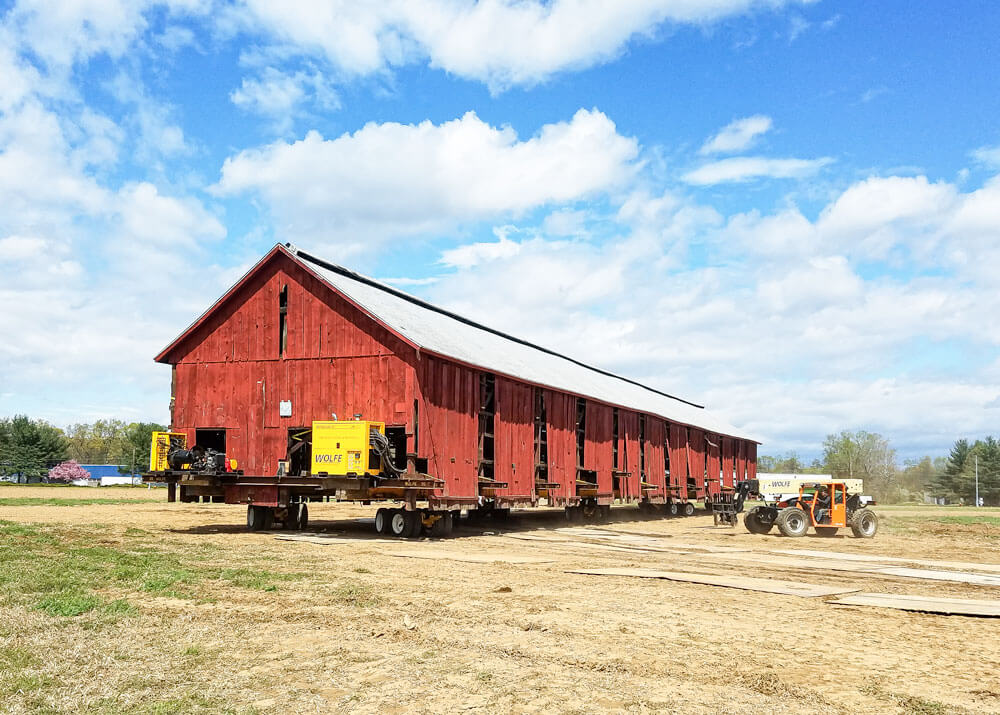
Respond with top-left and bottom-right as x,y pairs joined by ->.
385,550 -> 554,564
567,567 -> 860,597
774,548 -> 1000,574
708,551 -> 1000,586
831,593 -> 1000,617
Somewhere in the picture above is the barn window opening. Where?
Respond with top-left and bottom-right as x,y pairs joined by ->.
533,388 -> 548,486
612,407 -> 619,470
664,423 -> 671,480
278,284 -> 288,357
477,374 -> 495,482
575,398 -> 586,471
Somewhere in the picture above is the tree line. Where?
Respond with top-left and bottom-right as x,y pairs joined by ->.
0,416 -> 165,481
760,429 -> 998,504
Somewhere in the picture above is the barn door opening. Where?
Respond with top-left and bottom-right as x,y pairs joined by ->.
478,373 -> 495,482
195,428 -> 226,453
286,427 -> 312,476
533,388 -> 549,490
575,398 -> 596,489
385,426 -> 408,472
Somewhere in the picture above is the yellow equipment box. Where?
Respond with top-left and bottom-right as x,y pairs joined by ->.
149,431 -> 187,471
311,420 -> 385,476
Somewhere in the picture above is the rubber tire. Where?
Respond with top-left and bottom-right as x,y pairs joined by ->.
815,526 -> 838,537
850,508 -> 879,538
298,503 -> 308,531
430,512 -> 454,538
247,504 -> 266,532
776,507 -> 809,537
389,509 -> 407,537
668,502 -> 679,517
744,508 -> 773,535
565,506 -> 582,523
683,502 -> 695,517
283,504 -> 300,530
262,508 -> 274,530
375,508 -> 392,535
403,510 -> 423,538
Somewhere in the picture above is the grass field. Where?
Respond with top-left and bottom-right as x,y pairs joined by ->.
2,486 -> 999,713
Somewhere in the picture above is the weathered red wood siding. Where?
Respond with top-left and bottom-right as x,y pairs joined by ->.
169,254 -> 416,475
688,428 -> 707,499
494,377 -> 535,498
735,440 -> 747,484
668,424 -> 689,495
747,442 -> 757,480
584,402 -> 614,493
547,390 -> 577,498
645,418 -> 666,498
415,357 -> 478,497
722,437 -> 736,489
620,411 -> 640,500
705,434 -> 722,497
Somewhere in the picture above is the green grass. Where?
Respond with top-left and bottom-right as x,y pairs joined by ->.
0,496 -> 159,506
0,520 -> 302,622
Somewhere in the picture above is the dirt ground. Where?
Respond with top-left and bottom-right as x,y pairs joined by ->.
2,487 -> 999,714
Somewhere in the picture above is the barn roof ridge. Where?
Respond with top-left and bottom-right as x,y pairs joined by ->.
287,243 -> 706,412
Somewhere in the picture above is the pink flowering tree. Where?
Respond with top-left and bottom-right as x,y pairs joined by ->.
48,460 -> 91,483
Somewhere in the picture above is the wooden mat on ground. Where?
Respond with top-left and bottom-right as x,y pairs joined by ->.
707,551 -> 1000,586
386,550 -> 554,564
830,593 -> 1000,617
567,567 -> 859,597
774,549 -> 1000,574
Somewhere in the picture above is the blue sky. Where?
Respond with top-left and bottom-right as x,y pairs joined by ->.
1,0 -> 999,461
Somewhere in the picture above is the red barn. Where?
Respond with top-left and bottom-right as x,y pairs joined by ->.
156,244 -> 758,517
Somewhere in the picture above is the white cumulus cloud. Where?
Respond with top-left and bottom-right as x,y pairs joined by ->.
214,108 -> 640,249
238,0 -> 812,90
700,114 -> 773,154
683,155 -> 833,184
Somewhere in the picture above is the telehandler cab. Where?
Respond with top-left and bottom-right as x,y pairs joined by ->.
743,481 -> 878,538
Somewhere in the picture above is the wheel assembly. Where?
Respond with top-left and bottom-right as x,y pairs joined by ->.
374,507 -> 392,534
744,508 -> 774,534
403,510 -> 423,538
246,504 -> 263,531
683,502 -> 695,517
668,501 -> 678,517
850,508 -> 879,538
298,503 -> 308,530
776,507 -> 809,537
389,509 -> 407,537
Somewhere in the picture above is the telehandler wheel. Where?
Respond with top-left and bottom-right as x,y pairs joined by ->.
683,502 -> 695,517
815,526 -> 838,537
850,508 -> 879,538
776,507 -> 809,537
298,503 -> 308,530
744,508 -> 774,535
389,509 -> 408,537
375,508 -> 392,534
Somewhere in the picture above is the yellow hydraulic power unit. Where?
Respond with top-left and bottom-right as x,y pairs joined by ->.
311,420 -> 386,477
149,431 -> 187,471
